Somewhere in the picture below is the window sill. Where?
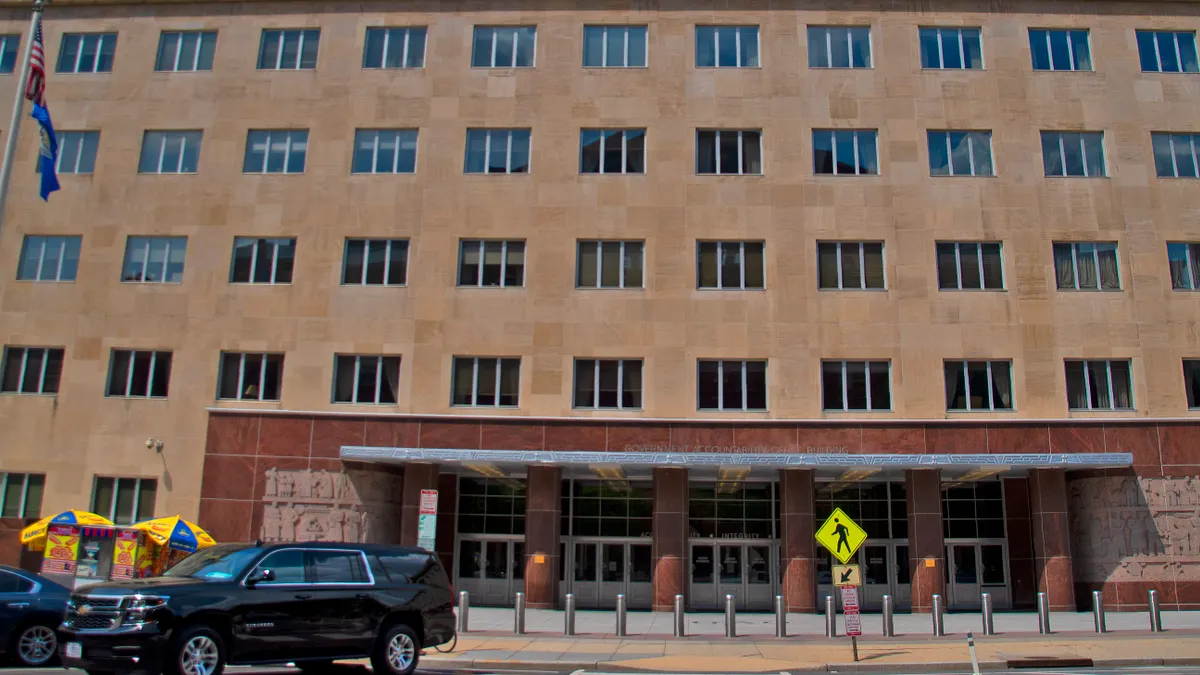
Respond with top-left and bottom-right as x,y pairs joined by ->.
920,67 -> 987,72
818,287 -> 888,292
697,408 -> 769,413
104,395 -> 170,401
929,174 -> 997,179
1055,288 -> 1123,293
349,172 -> 418,176
582,65 -> 650,70
572,407 -> 644,412
13,279 -> 76,284
696,287 -> 767,291
812,173 -> 882,178
215,398 -> 283,405
0,392 -> 57,397
120,280 -> 184,285
1067,408 -> 1137,414
821,409 -> 894,414
136,172 -> 199,176
937,287 -> 1007,292
228,282 -> 294,286
1042,175 -> 1109,179
945,408 -> 1017,414
339,282 -> 409,288
808,66 -> 874,71
450,405 -> 521,410
455,285 -> 526,290
575,286 -> 645,291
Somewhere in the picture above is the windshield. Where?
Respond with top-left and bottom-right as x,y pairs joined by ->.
162,544 -> 263,580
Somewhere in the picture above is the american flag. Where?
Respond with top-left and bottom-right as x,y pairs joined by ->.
25,16 -> 45,106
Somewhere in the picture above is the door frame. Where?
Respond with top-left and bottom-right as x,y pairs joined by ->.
561,537 -> 653,609
945,539 -> 1010,610
687,539 -> 778,611
454,534 -> 525,607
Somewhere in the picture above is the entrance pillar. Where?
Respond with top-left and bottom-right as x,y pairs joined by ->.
1028,468 -> 1076,611
905,468 -> 945,613
652,467 -> 688,611
780,468 -> 817,612
524,465 -> 562,609
399,462 -> 439,546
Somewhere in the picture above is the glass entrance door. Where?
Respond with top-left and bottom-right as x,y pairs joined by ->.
818,541 -> 911,612
947,543 -> 981,609
689,541 -> 775,610
456,538 -> 524,607
567,541 -> 653,609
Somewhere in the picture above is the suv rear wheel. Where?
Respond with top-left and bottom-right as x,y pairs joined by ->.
371,624 -> 419,675
167,626 -> 226,675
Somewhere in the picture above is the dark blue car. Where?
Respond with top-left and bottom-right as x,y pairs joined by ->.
0,564 -> 70,667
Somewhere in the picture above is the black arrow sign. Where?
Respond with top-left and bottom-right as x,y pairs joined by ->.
840,568 -> 854,583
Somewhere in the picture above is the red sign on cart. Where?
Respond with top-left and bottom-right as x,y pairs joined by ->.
841,585 -> 862,636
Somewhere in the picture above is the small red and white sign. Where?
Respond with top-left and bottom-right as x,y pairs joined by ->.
841,585 -> 862,636
419,489 -> 438,515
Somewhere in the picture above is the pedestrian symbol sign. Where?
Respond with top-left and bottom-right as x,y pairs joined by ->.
816,507 -> 868,564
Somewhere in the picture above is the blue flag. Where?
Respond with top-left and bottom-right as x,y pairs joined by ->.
31,103 -> 59,201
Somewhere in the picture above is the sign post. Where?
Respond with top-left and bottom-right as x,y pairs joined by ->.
816,508 -> 869,662
417,489 -> 438,551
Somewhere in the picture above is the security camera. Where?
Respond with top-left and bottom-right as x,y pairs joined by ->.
146,438 -> 163,452
145,438 -> 155,449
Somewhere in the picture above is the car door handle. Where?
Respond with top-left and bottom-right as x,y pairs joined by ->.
294,594 -> 313,600
6,602 -> 28,608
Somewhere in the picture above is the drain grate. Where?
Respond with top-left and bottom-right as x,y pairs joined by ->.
1006,657 -> 1093,669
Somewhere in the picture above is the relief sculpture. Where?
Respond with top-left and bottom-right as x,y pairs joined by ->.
1068,476 -> 1200,582
259,467 -> 401,545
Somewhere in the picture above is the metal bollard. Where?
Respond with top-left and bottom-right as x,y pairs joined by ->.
1092,590 -> 1106,634
616,594 -> 627,637
825,595 -> 837,637
1149,589 -> 1163,633
1037,592 -> 1051,634
724,594 -> 737,638
981,593 -> 995,636
457,591 -> 470,633
564,593 -> 576,635
932,594 -> 945,636
774,595 -> 786,638
882,594 -> 895,637
673,594 -> 686,637
514,592 -> 526,634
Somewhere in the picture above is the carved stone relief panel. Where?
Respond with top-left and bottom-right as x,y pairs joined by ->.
259,467 -> 402,545
1068,476 -> 1200,582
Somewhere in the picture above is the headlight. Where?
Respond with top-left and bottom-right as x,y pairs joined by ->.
126,595 -> 169,610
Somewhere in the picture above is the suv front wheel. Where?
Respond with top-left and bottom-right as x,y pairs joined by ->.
167,626 -> 226,675
371,624 -> 419,675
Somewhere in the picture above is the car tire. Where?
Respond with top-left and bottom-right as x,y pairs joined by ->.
12,622 -> 58,667
166,625 -> 226,675
370,624 -> 420,675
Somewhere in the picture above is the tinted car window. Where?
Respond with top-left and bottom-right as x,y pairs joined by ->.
378,552 -> 429,583
308,551 -> 367,583
0,570 -> 33,593
255,549 -> 306,584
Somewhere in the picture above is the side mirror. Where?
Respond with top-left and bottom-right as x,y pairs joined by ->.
246,569 -> 275,586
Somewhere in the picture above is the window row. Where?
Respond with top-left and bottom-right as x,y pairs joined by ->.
3,350 -> 1183,412
48,128 -> 1200,180
32,26 -> 1199,75
19,234 -> 1200,294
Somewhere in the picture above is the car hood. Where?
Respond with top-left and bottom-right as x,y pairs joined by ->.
73,577 -> 233,596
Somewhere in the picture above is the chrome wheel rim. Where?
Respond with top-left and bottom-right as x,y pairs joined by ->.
18,625 -> 56,665
180,635 -> 219,675
386,633 -> 415,672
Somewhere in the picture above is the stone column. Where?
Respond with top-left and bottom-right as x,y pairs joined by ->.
780,468 -> 817,612
1028,468 -> 1076,611
1003,477 -> 1037,610
435,473 -> 458,577
398,462 -> 439,546
906,468 -> 946,613
652,467 -> 688,611
524,465 -> 562,609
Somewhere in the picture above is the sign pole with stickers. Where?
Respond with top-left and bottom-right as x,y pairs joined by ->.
417,489 -> 438,551
816,507 -> 868,662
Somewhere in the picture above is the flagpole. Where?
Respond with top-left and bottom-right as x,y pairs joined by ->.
0,0 -> 45,237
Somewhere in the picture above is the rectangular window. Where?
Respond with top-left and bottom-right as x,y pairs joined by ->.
697,241 -> 765,290
807,26 -> 872,68
696,130 -> 762,175
945,361 -> 1014,411
218,352 -> 283,401
452,357 -> 520,407
0,34 -> 19,73
155,31 -> 217,72
138,131 -> 201,174
257,29 -> 319,70
1042,131 -> 1106,177
817,242 -> 886,290
91,477 -> 156,525
1153,133 -> 1200,178
332,355 -> 400,404
0,473 -> 43,518
1183,360 -> 1200,409
243,130 -> 308,174
697,360 -> 767,411
1137,30 -> 1199,73
928,131 -> 993,176
106,350 -> 172,398
1168,242 -> 1200,290
342,239 -> 407,286
574,359 -> 643,409
695,26 -> 759,67
121,236 -> 187,283
580,129 -> 645,174
56,33 -> 117,73
1029,28 -> 1092,71
458,240 -> 525,287
583,25 -> 647,67
1065,360 -> 1133,410
230,237 -> 296,284
51,131 -> 99,174
1052,242 -> 1120,291
17,235 -> 81,282
464,129 -> 531,174
363,27 -> 426,68
1,347 -> 63,394
352,129 -> 417,174
936,242 -> 1003,290
471,26 -> 535,67
919,27 -> 983,69
822,360 -> 892,411
577,240 -> 643,288
813,129 -> 879,175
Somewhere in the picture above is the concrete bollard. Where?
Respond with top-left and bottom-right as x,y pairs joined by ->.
1037,592 -> 1051,634
513,591 -> 525,634
457,591 -> 469,633
932,594 -> 945,636
981,592 -> 995,636
564,593 -> 576,635
724,594 -> 737,638
882,594 -> 894,637
1092,590 -> 1106,634
774,595 -> 786,638
673,594 -> 685,637
825,595 -> 837,637
615,594 -> 627,637
1149,589 -> 1163,633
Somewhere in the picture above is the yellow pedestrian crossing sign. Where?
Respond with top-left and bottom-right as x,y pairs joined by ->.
816,507 -> 868,564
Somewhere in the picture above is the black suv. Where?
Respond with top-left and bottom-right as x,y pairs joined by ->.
58,542 -> 455,675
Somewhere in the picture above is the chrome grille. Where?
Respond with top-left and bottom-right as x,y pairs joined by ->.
65,594 -> 126,631
67,614 -> 117,630
71,594 -> 122,608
